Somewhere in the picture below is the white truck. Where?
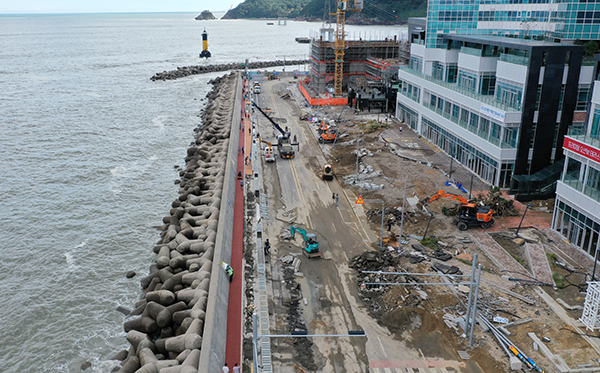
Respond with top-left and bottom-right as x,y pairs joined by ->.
253,82 -> 261,94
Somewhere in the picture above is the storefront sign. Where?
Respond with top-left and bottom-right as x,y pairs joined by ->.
564,137 -> 600,163
480,104 -> 506,123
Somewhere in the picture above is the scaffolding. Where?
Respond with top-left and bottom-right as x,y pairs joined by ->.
580,281 -> 600,331
308,38 -> 407,94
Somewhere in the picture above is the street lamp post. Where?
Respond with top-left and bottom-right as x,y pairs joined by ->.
423,212 -> 434,239
469,174 -> 475,200
515,204 -> 532,237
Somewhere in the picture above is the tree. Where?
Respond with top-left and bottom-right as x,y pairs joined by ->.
584,40 -> 599,57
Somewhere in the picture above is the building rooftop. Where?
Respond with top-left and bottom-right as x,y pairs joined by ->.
441,34 -> 580,50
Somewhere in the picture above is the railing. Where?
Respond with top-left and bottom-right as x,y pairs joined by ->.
499,53 -> 529,66
460,46 -> 483,57
567,134 -> 600,150
563,174 -> 600,203
399,66 -> 520,113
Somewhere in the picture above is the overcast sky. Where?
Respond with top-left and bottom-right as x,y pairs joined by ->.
0,0 -> 243,13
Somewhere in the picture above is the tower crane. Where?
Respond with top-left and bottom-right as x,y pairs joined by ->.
331,0 -> 362,96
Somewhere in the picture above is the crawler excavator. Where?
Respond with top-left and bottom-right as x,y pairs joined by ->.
422,190 -> 494,231
290,225 -> 322,258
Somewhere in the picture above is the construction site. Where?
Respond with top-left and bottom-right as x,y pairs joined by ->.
240,72 -> 600,372
237,2 -> 600,372
299,0 -> 409,109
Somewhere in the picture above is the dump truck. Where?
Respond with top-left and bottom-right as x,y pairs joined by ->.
290,226 -> 322,258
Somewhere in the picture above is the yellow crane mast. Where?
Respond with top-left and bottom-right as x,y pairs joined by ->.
331,0 -> 362,96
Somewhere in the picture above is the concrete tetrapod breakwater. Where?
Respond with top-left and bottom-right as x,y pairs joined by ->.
113,72 -> 242,372
150,59 -> 309,81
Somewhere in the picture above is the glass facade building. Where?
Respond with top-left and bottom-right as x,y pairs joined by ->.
425,0 -> 600,49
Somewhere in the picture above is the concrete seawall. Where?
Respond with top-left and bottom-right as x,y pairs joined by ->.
198,72 -> 242,371
114,72 -> 242,372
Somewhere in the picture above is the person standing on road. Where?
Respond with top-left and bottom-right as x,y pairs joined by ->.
335,194 -> 339,207
233,363 -> 241,373
264,239 -> 270,255
222,363 -> 229,373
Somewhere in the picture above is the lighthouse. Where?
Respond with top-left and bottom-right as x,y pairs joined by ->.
199,29 -> 211,58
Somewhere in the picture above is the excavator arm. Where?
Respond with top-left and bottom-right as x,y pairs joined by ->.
252,101 -> 289,139
423,190 -> 469,204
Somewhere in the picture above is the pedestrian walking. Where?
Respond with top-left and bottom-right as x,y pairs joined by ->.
244,156 -> 248,165
264,239 -> 270,255
222,363 -> 229,373
233,363 -> 241,373
332,192 -> 335,202
240,179 -> 244,188
335,193 -> 339,207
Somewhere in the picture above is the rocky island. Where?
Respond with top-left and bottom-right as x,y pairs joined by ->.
195,10 -> 216,20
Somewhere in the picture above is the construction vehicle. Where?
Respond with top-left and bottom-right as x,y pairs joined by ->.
252,102 -> 295,159
318,120 -> 337,143
290,225 -> 322,258
422,190 -> 495,231
322,164 -> 334,180
259,139 -> 275,162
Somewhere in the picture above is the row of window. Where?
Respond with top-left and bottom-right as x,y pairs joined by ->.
399,80 -> 421,103
477,10 -> 549,22
422,90 -> 519,148
421,116 -> 514,186
553,199 -> 600,257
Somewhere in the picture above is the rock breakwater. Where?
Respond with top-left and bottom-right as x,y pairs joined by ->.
150,59 -> 308,81
113,73 -> 238,373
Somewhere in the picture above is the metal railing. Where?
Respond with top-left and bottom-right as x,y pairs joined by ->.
399,66 -> 520,113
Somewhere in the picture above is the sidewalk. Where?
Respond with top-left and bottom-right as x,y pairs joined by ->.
224,81 -> 247,368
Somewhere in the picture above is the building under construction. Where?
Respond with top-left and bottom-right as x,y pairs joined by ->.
302,35 -> 409,108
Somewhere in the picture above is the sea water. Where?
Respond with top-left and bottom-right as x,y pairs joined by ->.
0,12 -> 404,372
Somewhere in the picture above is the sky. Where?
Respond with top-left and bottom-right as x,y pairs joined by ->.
0,0 -> 243,14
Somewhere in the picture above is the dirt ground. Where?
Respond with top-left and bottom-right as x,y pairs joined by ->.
245,76 -> 600,373
319,115 -> 600,372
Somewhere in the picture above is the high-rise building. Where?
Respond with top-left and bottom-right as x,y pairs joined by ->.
397,12 -> 597,200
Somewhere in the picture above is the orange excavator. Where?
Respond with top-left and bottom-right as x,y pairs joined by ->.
422,190 -> 494,231
318,120 -> 337,143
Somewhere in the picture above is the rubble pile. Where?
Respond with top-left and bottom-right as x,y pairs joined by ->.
280,267 -> 318,371
473,186 -> 519,217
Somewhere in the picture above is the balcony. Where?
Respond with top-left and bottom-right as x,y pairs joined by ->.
399,66 -> 520,113
567,133 -> 600,150
499,53 -> 529,66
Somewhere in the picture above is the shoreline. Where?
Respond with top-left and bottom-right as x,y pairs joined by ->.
112,72 -> 241,372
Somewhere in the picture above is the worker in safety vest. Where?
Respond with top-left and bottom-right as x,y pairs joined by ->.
222,261 -> 233,282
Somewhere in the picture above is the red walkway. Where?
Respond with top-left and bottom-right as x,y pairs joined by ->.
225,80 -> 247,368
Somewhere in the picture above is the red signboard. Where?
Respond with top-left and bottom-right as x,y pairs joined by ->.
564,137 -> 600,163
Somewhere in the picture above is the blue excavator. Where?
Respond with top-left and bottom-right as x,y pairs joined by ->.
290,226 -> 322,259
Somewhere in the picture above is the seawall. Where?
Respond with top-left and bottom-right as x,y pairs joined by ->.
150,59 -> 308,81
113,72 -> 242,372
